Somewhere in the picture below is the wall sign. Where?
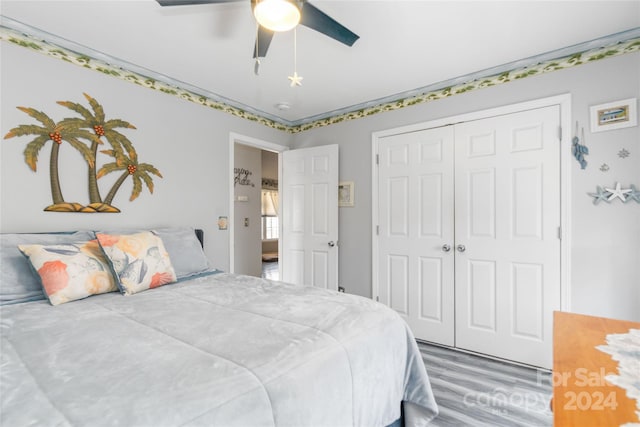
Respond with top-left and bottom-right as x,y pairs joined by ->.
234,168 -> 254,187
3,93 -> 162,213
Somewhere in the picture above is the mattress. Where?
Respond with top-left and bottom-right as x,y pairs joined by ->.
0,271 -> 438,426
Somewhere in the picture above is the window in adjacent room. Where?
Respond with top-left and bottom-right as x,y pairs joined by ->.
261,189 -> 279,241
262,215 -> 279,240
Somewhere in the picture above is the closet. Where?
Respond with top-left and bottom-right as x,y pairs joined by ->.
375,104 -> 562,368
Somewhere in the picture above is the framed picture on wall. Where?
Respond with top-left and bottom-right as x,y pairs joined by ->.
590,98 -> 637,132
338,181 -> 354,207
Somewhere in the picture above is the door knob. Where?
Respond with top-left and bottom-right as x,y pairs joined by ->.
442,244 -> 451,252
328,241 -> 336,247
457,244 -> 466,253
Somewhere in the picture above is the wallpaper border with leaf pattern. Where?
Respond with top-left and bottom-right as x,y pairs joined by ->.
1,20 -> 639,134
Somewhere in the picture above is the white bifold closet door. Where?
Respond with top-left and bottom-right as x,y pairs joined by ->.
377,105 -> 561,368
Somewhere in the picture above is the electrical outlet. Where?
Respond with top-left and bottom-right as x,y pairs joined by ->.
244,217 -> 249,227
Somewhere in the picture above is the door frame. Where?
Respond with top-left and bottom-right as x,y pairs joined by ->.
229,132 -> 289,274
371,94 -> 572,311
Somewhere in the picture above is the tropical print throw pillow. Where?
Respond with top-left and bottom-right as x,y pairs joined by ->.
18,240 -> 118,306
96,231 -> 176,295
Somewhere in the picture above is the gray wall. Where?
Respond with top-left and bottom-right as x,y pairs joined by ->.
0,42 -> 292,272
2,39 -> 638,322
262,150 -> 278,181
292,52 -> 640,322
261,150 -> 279,256
233,144 -> 262,277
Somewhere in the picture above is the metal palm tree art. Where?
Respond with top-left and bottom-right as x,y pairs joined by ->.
4,107 -> 96,211
98,148 -> 162,205
57,93 -> 138,210
3,94 -> 161,213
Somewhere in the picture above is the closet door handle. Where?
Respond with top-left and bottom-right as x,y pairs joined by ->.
442,244 -> 451,252
457,244 -> 466,253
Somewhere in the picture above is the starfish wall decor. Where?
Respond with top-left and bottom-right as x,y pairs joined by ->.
588,182 -> 640,205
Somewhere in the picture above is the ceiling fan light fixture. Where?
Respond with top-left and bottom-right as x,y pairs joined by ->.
254,0 -> 300,32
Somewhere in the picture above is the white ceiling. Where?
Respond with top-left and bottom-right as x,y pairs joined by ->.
2,1 -> 639,125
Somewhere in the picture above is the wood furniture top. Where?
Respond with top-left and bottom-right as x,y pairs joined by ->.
553,311 -> 640,427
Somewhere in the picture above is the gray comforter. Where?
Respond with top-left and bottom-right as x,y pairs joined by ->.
1,272 -> 438,426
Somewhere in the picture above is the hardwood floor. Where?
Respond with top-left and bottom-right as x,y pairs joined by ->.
418,342 -> 553,427
261,261 -> 279,281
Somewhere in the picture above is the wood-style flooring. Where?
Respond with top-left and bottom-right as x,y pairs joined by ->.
261,261 -> 279,281
419,341 -> 553,427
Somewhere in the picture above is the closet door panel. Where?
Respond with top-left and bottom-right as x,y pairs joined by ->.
378,127 -> 455,346
454,105 -> 561,369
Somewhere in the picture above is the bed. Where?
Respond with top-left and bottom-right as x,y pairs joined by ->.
0,227 -> 438,426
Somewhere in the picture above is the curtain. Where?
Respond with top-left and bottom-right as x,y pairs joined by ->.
261,190 -> 279,216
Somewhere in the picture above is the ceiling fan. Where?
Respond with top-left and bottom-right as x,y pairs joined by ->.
156,0 -> 360,58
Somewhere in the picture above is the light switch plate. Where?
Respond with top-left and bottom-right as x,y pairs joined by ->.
217,216 -> 228,230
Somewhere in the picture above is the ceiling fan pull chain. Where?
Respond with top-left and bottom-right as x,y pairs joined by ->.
288,27 -> 303,87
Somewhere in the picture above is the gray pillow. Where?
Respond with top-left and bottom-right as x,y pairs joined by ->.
96,227 -> 212,280
0,231 -> 95,305
152,227 -> 212,279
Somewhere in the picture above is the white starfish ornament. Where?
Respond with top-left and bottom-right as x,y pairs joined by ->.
288,71 -> 303,87
605,182 -> 632,202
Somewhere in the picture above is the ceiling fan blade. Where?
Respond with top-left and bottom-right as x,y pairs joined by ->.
253,26 -> 275,58
299,2 -> 359,47
156,0 -> 241,6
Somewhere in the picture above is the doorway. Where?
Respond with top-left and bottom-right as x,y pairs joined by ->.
260,150 -> 280,280
229,133 -> 287,279
229,134 -> 340,289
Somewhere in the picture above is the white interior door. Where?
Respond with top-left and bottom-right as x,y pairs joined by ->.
377,127 -> 455,346
454,106 -> 561,368
281,145 -> 339,290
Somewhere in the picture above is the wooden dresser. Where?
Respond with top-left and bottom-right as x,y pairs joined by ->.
553,311 -> 640,426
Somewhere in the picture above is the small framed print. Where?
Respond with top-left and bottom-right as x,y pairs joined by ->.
590,98 -> 637,133
338,181 -> 354,207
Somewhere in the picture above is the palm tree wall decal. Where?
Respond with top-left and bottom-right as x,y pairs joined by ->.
3,94 -> 161,213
